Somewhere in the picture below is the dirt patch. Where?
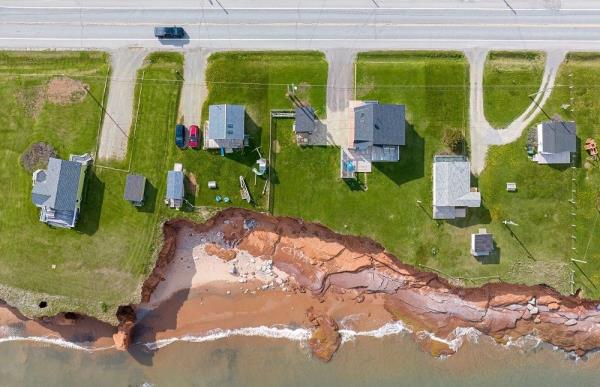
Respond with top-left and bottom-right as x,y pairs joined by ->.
186,172 -> 198,195
20,142 -> 57,173
46,77 -> 88,105
272,139 -> 281,154
16,86 -> 46,118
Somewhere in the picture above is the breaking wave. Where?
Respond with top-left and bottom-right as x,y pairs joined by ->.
0,335 -> 114,352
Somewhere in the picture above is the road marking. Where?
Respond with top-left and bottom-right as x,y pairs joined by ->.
3,6 -> 600,11
3,37 -> 600,42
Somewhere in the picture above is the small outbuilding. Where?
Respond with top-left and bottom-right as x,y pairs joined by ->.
165,163 -> 184,210
471,228 -> 494,257
294,106 -> 316,145
124,174 -> 146,206
533,120 -> 576,164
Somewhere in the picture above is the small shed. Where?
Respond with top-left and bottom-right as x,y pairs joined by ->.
165,166 -> 184,210
471,228 -> 494,257
294,106 -> 316,134
124,174 -> 146,206
506,182 -> 517,192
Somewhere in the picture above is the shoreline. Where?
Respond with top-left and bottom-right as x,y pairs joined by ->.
2,208 -> 600,361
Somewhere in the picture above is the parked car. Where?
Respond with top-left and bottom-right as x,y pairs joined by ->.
189,125 -> 200,149
175,124 -> 186,148
154,26 -> 185,39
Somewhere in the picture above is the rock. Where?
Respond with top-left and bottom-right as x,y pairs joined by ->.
226,290 -> 231,295
548,302 -> 560,311
275,278 -> 284,285
564,319 -> 578,326
529,297 -> 536,305
355,295 -> 365,303
244,289 -> 249,294
113,305 -> 136,351
229,265 -> 238,275
527,303 -> 534,311
530,307 -> 539,315
204,243 -> 237,261
306,308 -> 341,362
534,316 -> 541,324
238,278 -> 247,283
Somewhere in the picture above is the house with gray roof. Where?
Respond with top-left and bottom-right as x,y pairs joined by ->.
204,104 -> 246,152
533,120 -> 577,164
124,174 -> 146,206
341,101 -> 406,179
432,155 -> 481,220
471,228 -> 494,256
31,154 -> 92,228
165,163 -> 184,210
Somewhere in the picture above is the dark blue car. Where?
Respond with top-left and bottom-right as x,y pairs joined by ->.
154,26 -> 185,39
175,124 -> 186,148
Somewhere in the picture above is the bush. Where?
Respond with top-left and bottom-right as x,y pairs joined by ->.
442,128 -> 465,154
20,142 -> 57,173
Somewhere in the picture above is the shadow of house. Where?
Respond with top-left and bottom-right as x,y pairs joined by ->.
476,245 -> 501,265
446,200 -> 492,228
374,120 -> 424,186
137,180 -> 157,214
76,169 -> 104,236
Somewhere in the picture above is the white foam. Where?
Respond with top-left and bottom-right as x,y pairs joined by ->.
144,326 -> 312,350
0,335 -> 114,352
339,321 -> 412,344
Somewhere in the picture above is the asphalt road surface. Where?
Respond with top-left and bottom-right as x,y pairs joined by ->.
4,1 -> 600,51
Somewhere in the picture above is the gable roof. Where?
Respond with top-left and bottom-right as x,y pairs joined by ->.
294,106 -> 316,133
124,174 -> 146,202
540,121 -> 576,153
472,232 -> 494,254
354,103 -> 405,146
32,158 -> 83,211
166,170 -> 184,200
433,155 -> 481,207
207,104 -> 245,141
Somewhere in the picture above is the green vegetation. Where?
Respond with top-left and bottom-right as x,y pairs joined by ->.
176,51 -> 327,211
0,51 -> 183,320
481,53 -> 600,296
483,51 -> 546,128
273,51 -> 485,278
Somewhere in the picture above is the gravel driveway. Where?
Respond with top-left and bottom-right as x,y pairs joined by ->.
97,48 -> 148,161
180,48 -> 211,126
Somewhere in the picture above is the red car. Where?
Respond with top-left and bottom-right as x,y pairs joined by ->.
188,125 -> 200,149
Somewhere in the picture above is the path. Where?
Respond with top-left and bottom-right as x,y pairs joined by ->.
180,49 -> 211,126
466,48 -> 566,174
324,49 -> 357,146
97,48 -> 148,161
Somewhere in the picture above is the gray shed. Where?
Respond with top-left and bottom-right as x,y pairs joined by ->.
539,120 -> 576,154
166,170 -> 184,209
124,174 -> 146,206
471,229 -> 494,256
294,106 -> 316,133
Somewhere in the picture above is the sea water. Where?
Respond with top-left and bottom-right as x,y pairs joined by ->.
0,331 -> 599,387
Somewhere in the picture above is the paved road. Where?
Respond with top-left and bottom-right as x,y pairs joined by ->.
97,48 -> 147,161
5,1 -> 600,50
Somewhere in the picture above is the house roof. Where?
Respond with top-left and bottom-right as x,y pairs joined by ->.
31,158 -> 83,211
124,174 -> 146,202
540,120 -> 576,153
207,104 -> 245,141
294,106 -> 316,133
353,103 -> 405,146
166,170 -> 184,200
433,155 -> 481,208
472,232 -> 494,254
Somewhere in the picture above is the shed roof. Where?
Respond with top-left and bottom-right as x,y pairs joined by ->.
540,120 -> 576,153
294,106 -> 316,133
472,232 -> 494,254
124,174 -> 146,202
166,170 -> 184,200
433,155 -> 480,208
207,104 -> 245,141
354,103 -> 405,146
31,158 -> 83,211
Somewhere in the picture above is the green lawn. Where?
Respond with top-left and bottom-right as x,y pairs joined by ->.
481,53 -> 600,297
483,51 -> 545,128
176,51 -> 327,211
0,51 -> 182,321
273,51 -> 496,282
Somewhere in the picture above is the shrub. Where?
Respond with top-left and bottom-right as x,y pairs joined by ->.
20,142 -> 57,173
442,128 -> 465,154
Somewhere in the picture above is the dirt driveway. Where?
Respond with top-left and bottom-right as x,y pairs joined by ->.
97,48 -> 148,161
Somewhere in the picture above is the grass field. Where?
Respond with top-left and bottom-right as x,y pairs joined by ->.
483,51 -> 546,128
175,51 -> 327,211
272,51 -> 497,282
0,51 -> 182,321
481,53 -> 600,297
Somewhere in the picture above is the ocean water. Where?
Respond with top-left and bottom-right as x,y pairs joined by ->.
0,331 -> 599,387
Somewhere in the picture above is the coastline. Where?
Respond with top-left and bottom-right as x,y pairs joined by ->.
2,208 -> 600,362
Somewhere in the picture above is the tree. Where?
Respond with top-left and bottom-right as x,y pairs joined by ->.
443,128 -> 465,154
